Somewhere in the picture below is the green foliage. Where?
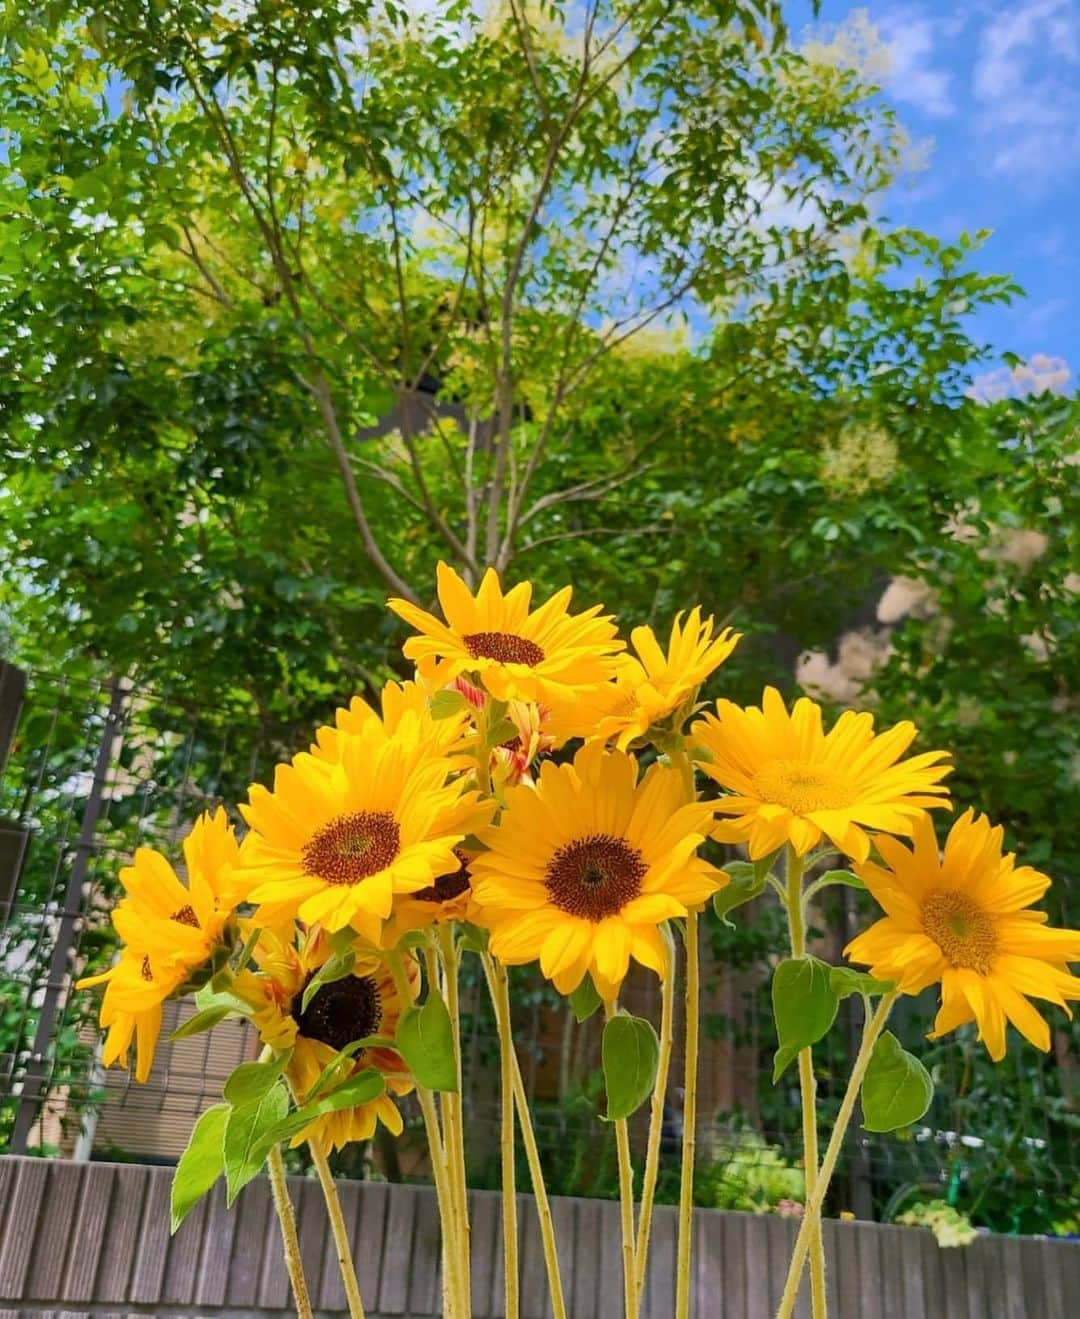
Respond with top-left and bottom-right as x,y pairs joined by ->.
569,975 -> 603,1024
860,1031 -> 934,1133
602,1013 -> 660,1121
695,1130 -> 806,1215
223,1081 -> 289,1204
895,1199 -> 978,1248
395,991 -> 458,1093
171,1103 -> 228,1231
713,861 -> 769,924
771,956 -> 839,1080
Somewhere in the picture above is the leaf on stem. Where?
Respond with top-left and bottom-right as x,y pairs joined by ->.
771,955 -> 839,1081
829,967 -> 895,1000
396,991 -> 458,1092
222,1051 -> 291,1108
713,861 -> 767,924
569,974 -> 603,1022
171,1103 -> 228,1232
861,1030 -> 933,1132
602,1013 -> 660,1120
224,1081 -> 290,1204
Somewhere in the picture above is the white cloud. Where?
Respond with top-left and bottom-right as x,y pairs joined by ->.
972,0 -> 1080,183
876,12 -> 956,118
967,353 -> 1072,401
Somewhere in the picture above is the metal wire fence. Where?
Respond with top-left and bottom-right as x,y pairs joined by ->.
1,661 -> 1076,1232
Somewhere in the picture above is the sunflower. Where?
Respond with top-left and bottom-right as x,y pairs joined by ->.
691,687 -> 951,863
382,847 -> 480,945
236,927 -> 415,1152
470,743 -> 725,1001
588,609 -> 740,749
76,809 -> 242,1081
236,720 -> 480,942
845,810 -> 1080,1060
311,677 -> 472,768
387,561 -> 623,714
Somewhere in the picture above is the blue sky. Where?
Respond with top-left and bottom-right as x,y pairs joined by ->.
791,0 -> 1078,398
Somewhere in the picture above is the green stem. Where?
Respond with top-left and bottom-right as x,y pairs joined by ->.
310,1141 -> 366,1319
437,924 -> 472,1318
606,1001 -> 640,1319
784,845 -> 827,1318
634,928 -> 675,1296
776,992 -> 898,1319
267,1144 -> 313,1319
485,954 -> 520,1319
675,908 -> 699,1319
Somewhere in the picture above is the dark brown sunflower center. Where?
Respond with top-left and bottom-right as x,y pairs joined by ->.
544,834 -> 647,921
413,852 -> 472,905
171,904 -> 199,927
463,630 -> 545,666
301,811 -> 400,885
921,890 -> 998,974
296,973 -> 383,1053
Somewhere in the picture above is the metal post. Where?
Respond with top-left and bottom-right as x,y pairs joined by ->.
9,676 -> 126,1154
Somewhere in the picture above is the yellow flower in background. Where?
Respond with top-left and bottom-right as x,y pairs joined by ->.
236,927 -> 416,1153
311,677 -> 472,767
692,687 -> 951,863
387,561 -> 623,713
383,848 -> 480,945
76,949 -> 180,1083
237,721 -> 481,941
76,809 -> 243,1081
846,811 -> 1080,1060
588,608 -> 740,749
471,743 -> 725,1000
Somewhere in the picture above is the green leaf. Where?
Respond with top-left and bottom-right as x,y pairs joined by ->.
602,1014 -> 659,1120
569,975 -> 602,1023
754,849 -> 781,881
223,1082 -> 289,1204
485,717 -> 518,747
429,689 -> 467,719
300,949 -> 356,1012
222,1051 -> 290,1108
252,1069 -> 386,1161
861,1031 -> 933,1133
171,1103 -> 227,1232
305,1036 -> 395,1103
458,921 -> 490,953
815,869 -> 867,892
771,956 -> 839,1081
829,968 -> 896,1000
396,992 -> 458,1092
713,862 -> 768,923
169,1006 -> 231,1040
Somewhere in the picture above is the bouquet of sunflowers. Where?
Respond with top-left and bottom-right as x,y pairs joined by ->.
80,564 -> 1080,1319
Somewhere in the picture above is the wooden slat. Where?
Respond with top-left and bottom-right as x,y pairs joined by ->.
225,1178 -> 272,1308
257,1184 -> 292,1314
25,1161 -> 82,1300
407,1185 -> 443,1316
920,1224 -> 945,1319
596,1197 -> 624,1319
721,1209 -> 748,1319
127,1166 -> 171,1303
0,1158 -> 47,1298
317,1176 -> 360,1311
94,1164 -> 149,1304
939,1232 -> 969,1319
898,1217 -> 927,1316
296,1177 -> 326,1301
821,1217 -> 842,1318
377,1170 -> 417,1314
878,1224 -> 907,1319
519,1192 -> 548,1319
194,1180 -> 238,1307
63,1164 -> 114,1301
1041,1238 -> 1068,1319
354,1181 -> 389,1315
468,1188 -> 499,1318
550,1192 -> 576,1318
161,1191 -> 207,1305
834,1217 -> 862,1319
963,1229 -> 989,1319
645,1203 -> 676,1318
569,1197 -> 601,1319
742,1208 -> 770,1319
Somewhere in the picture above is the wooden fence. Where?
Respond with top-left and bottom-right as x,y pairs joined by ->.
0,1156 -> 1076,1318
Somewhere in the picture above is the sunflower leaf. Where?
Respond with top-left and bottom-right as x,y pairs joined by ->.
171,1102 -> 228,1232
713,863 -> 768,924
223,1050 -> 291,1108
861,1031 -> 933,1132
169,1005 -> 232,1041
569,974 -> 603,1023
429,689 -> 467,719
815,869 -> 867,892
458,921 -> 490,953
396,992 -> 458,1092
603,1013 -> 659,1120
300,949 -> 357,1013
307,1036 -> 395,1101
830,968 -> 895,1000
253,1069 -> 386,1160
223,1081 -> 289,1204
771,956 -> 838,1080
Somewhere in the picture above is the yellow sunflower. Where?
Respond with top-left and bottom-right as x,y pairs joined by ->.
236,927 -> 416,1152
691,687 -> 951,863
76,809 -> 242,1081
387,561 -> 623,713
236,720 -> 479,942
311,677 -> 472,768
382,847 -> 480,945
846,810 -> 1080,1060
588,609 -> 740,749
470,743 -> 726,1001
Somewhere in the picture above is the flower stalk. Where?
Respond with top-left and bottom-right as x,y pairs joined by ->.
634,929 -> 676,1296
267,1143 -> 313,1319
310,1141 -> 366,1319
675,907 -> 700,1319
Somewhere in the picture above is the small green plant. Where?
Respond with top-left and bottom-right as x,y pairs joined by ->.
695,1130 -> 805,1215
896,1199 -> 978,1248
